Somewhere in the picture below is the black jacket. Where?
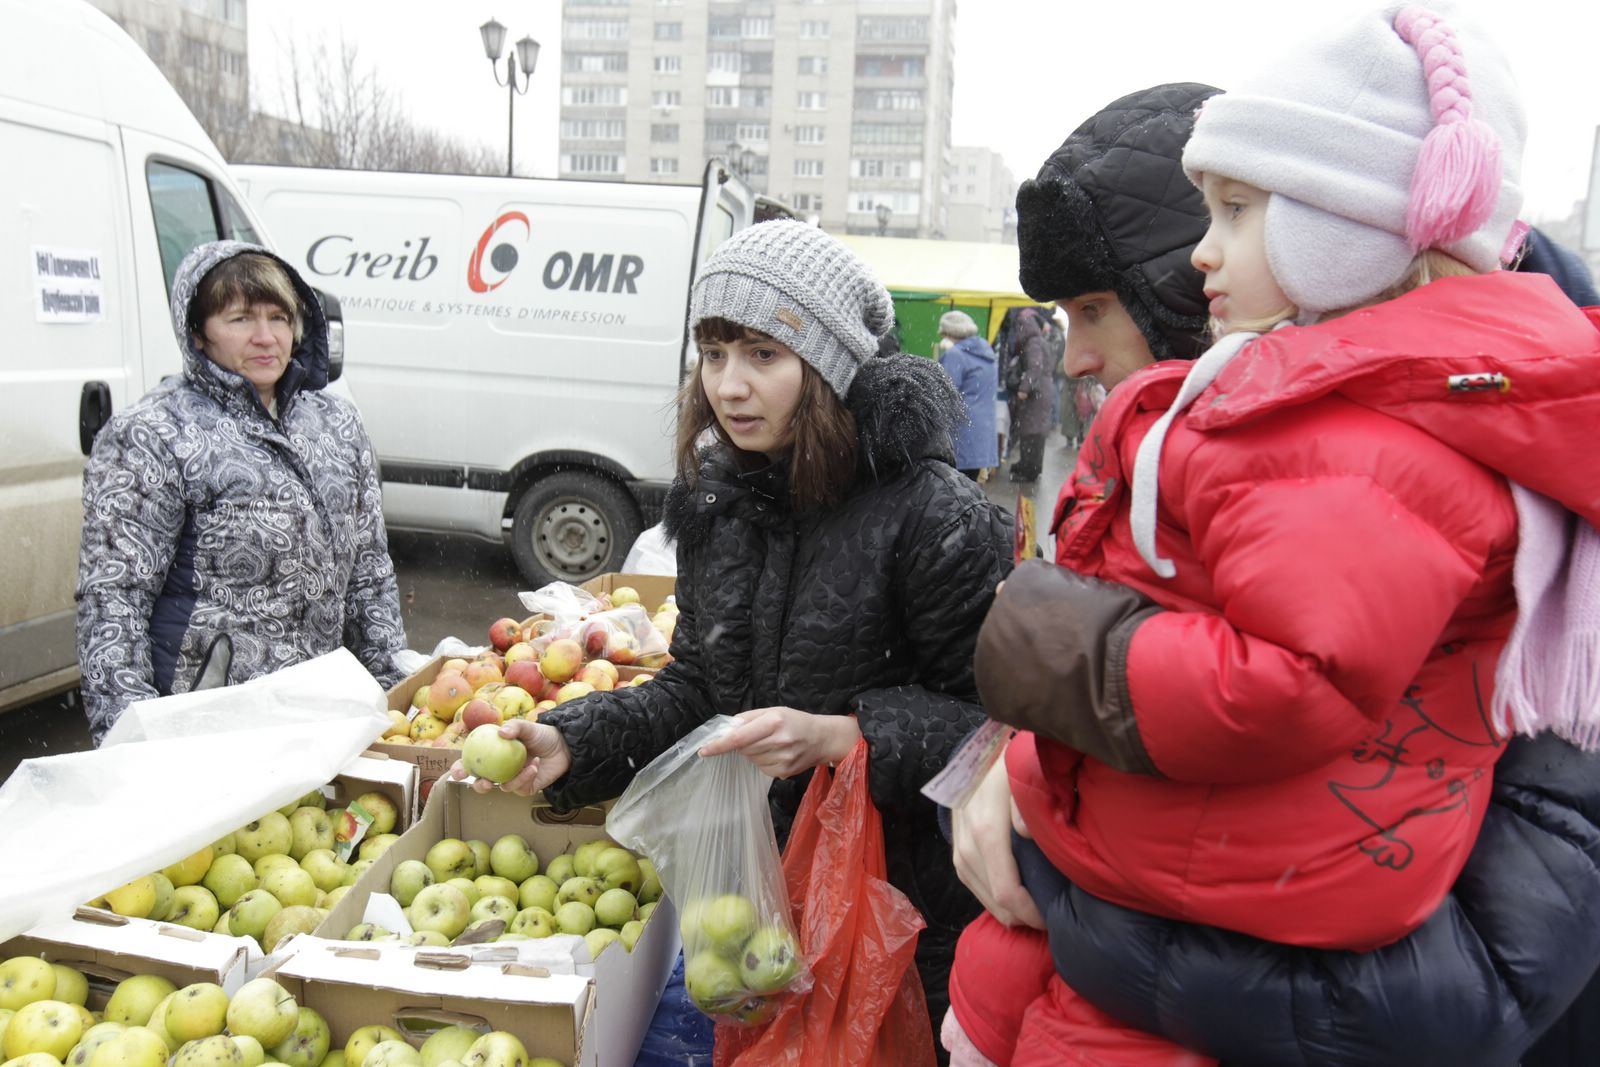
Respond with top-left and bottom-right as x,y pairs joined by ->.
541,353 -> 1013,1016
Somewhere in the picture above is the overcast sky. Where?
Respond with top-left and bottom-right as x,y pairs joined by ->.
249,0 -> 1600,224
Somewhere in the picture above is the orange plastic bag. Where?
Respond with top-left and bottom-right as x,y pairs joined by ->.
714,739 -> 937,1067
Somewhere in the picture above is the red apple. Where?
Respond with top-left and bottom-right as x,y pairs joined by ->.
461,699 -> 502,732
575,663 -> 615,692
540,680 -> 563,702
463,660 -> 504,691
579,620 -> 610,658
504,659 -> 545,694
488,617 -> 521,652
429,671 -> 473,719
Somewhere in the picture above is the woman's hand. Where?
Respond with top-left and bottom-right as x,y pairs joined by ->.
697,707 -> 861,779
952,750 -> 1046,929
448,719 -> 571,798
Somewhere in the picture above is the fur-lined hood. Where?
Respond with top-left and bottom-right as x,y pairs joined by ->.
663,352 -> 964,539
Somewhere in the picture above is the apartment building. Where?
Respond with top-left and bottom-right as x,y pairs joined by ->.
946,145 -> 1015,243
85,0 -> 250,113
560,0 -> 957,238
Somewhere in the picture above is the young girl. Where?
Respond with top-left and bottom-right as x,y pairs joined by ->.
460,220 -> 1011,1055
950,8 -> 1600,1065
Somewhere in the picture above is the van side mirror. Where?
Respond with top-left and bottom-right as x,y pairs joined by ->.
314,287 -> 344,382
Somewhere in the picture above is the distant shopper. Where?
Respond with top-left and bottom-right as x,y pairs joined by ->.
1005,307 -> 1057,482
936,310 -> 999,479
76,242 -> 407,741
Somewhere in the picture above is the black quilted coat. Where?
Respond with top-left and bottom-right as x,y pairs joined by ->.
541,353 -> 1013,1029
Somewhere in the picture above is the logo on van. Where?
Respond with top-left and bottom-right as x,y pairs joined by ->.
468,211 -> 531,293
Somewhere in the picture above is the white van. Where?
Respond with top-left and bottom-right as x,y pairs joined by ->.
230,164 -> 769,587
0,0 -> 335,712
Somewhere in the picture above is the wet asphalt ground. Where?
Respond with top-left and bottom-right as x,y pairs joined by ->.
0,432 -> 1077,786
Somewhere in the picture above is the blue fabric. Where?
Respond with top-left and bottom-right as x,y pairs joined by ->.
1519,228 -> 1599,308
148,514 -> 199,696
938,336 -> 999,469
633,952 -> 715,1066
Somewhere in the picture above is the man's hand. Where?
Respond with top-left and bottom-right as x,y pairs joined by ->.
952,750 -> 1045,929
698,707 -> 861,779
448,719 -> 571,798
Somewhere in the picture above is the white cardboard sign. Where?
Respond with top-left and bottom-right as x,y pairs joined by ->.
32,245 -> 105,322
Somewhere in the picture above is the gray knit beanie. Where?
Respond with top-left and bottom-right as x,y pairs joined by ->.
689,220 -> 895,397
938,310 -> 979,340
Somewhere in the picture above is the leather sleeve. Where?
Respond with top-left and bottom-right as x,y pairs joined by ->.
975,559 -> 1163,776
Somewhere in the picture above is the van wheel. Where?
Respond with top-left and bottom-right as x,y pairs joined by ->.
509,471 -> 642,587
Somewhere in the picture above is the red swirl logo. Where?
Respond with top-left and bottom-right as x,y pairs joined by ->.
467,211 -> 531,293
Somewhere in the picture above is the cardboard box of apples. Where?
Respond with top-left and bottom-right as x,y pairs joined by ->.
369,575 -> 679,799
303,777 -> 678,1067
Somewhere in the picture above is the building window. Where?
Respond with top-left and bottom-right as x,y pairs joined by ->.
708,51 -> 741,73
796,91 -> 827,111
706,87 -> 738,109
852,123 -> 925,145
652,90 -> 681,109
743,88 -> 771,109
741,17 -> 773,38
650,157 -> 680,175
742,52 -> 773,75
792,193 -> 823,212
654,55 -> 681,74
219,49 -> 245,77
182,36 -> 210,68
563,18 -> 629,40
854,89 -> 923,112
562,85 -> 628,106
856,55 -> 925,78
797,55 -> 828,75
651,123 -> 680,143
146,28 -> 166,61
564,153 -> 623,175
795,125 -> 826,145
560,119 -> 626,140
736,122 -> 769,143
223,0 -> 245,25
795,159 -> 825,177
566,52 -> 629,72
800,20 -> 829,38
857,16 -> 928,41
966,184 -> 977,194
708,16 -> 740,39
654,21 -> 682,40
850,191 -> 921,213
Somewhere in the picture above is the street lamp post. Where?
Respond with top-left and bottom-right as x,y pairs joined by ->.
875,202 -> 892,236
479,17 -> 540,177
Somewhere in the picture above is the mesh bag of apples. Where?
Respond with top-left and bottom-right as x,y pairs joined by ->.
605,716 -> 811,1027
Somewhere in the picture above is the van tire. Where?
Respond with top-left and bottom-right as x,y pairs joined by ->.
509,471 -> 642,587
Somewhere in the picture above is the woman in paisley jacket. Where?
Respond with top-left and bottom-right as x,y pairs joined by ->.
76,241 -> 407,741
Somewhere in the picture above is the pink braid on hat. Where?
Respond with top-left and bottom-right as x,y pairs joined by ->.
1393,7 -> 1503,252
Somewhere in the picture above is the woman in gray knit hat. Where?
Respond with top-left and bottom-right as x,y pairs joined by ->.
460,220 -> 1012,1059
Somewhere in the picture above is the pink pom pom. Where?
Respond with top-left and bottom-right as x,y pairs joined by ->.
1406,116 -> 1502,250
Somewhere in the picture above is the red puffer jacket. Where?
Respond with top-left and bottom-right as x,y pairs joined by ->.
982,271 -> 1600,951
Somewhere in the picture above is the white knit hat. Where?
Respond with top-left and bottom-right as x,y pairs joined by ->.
1182,3 -> 1526,315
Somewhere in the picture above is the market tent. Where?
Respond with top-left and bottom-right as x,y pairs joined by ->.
835,234 -> 1048,357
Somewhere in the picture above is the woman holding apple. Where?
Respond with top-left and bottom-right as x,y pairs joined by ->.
454,220 -> 1012,1053
76,241 -> 407,742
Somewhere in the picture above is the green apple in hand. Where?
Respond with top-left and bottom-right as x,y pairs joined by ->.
461,726 -> 526,785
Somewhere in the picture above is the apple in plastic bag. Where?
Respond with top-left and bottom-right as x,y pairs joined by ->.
700,894 -> 758,956
684,951 -> 744,1014
738,926 -> 801,993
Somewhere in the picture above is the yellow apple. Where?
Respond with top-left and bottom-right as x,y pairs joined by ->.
104,877 -> 157,919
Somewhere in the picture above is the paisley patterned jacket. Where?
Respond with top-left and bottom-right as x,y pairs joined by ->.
75,241 -> 406,741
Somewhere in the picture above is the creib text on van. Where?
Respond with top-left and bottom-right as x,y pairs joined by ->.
305,235 -> 646,295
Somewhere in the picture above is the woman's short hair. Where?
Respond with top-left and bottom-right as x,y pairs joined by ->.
677,317 -> 859,512
938,310 -> 980,340
189,253 -> 304,346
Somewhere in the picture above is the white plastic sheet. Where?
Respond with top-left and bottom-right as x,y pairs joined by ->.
623,523 -> 679,576
0,649 -> 391,942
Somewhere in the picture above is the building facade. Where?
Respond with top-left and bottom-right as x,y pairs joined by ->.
85,0 -> 249,113
560,0 -> 957,238
945,145 -> 1015,243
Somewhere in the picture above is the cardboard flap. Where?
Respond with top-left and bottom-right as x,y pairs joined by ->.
392,1006 -> 493,1030
413,952 -> 473,972
71,906 -> 128,927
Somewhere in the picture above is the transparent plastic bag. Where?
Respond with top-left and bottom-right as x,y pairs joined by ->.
516,581 -> 670,670
608,717 -> 812,1024
624,523 -> 680,577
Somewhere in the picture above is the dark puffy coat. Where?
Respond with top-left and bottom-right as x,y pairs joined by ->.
1009,309 -> 1057,437
540,353 -> 1013,1027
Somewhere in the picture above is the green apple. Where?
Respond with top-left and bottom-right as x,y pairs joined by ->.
388,861 -> 434,907
252,856 -> 298,882
570,840 -> 614,878
88,1028 -> 170,1067
321,1051 -> 347,1067
66,1020 -> 126,1067
591,848 -> 642,895
102,976 -> 175,1027
212,914 -> 233,935
636,859 -> 662,905
47,967 -> 86,1009
277,790 -> 324,818
507,908 -> 556,939
555,877 -> 600,909
418,1027 -> 477,1067
444,879 -> 480,907
343,859 -> 374,887
461,1032 -> 525,1067
144,993 -> 179,1053
528,1061 -> 565,1067
542,854 -> 575,886
423,841 -> 475,883
487,836 -> 538,883
223,980 -> 298,1048
737,925 -> 801,993
357,835 -> 399,864
472,876 -> 518,904
261,867 -> 317,909
593,888 -> 637,929
583,928 -> 621,961
516,876 -> 557,914
343,1027 -> 404,1067
638,901 -> 657,924
233,814 -> 293,863
168,885 -> 221,931
553,902 -> 595,937
298,850 -> 348,894
404,931 -> 449,947
261,906 -> 322,954
172,1034 -> 243,1067
461,726 -> 526,786
351,793 -> 398,836
230,1036 -> 265,1067
468,897 -> 516,925
700,894 -> 757,956
201,855 -> 259,909
362,1040 -> 420,1067
286,808 -> 335,861
267,1008 -> 328,1067
409,885 -> 471,941
145,874 -> 177,922
226,890 -> 283,944
164,983 -> 228,1043
210,833 -> 237,857
466,841 -> 491,879
619,920 -> 645,952
343,924 -> 397,943
8,1051 -> 71,1067
0,958 -> 56,1010
684,950 -> 744,1014
4,999 -> 84,1059
323,886 -> 350,910
677,900 -> 707,951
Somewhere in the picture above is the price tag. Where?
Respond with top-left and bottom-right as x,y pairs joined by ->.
921,720 -> 1011,809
